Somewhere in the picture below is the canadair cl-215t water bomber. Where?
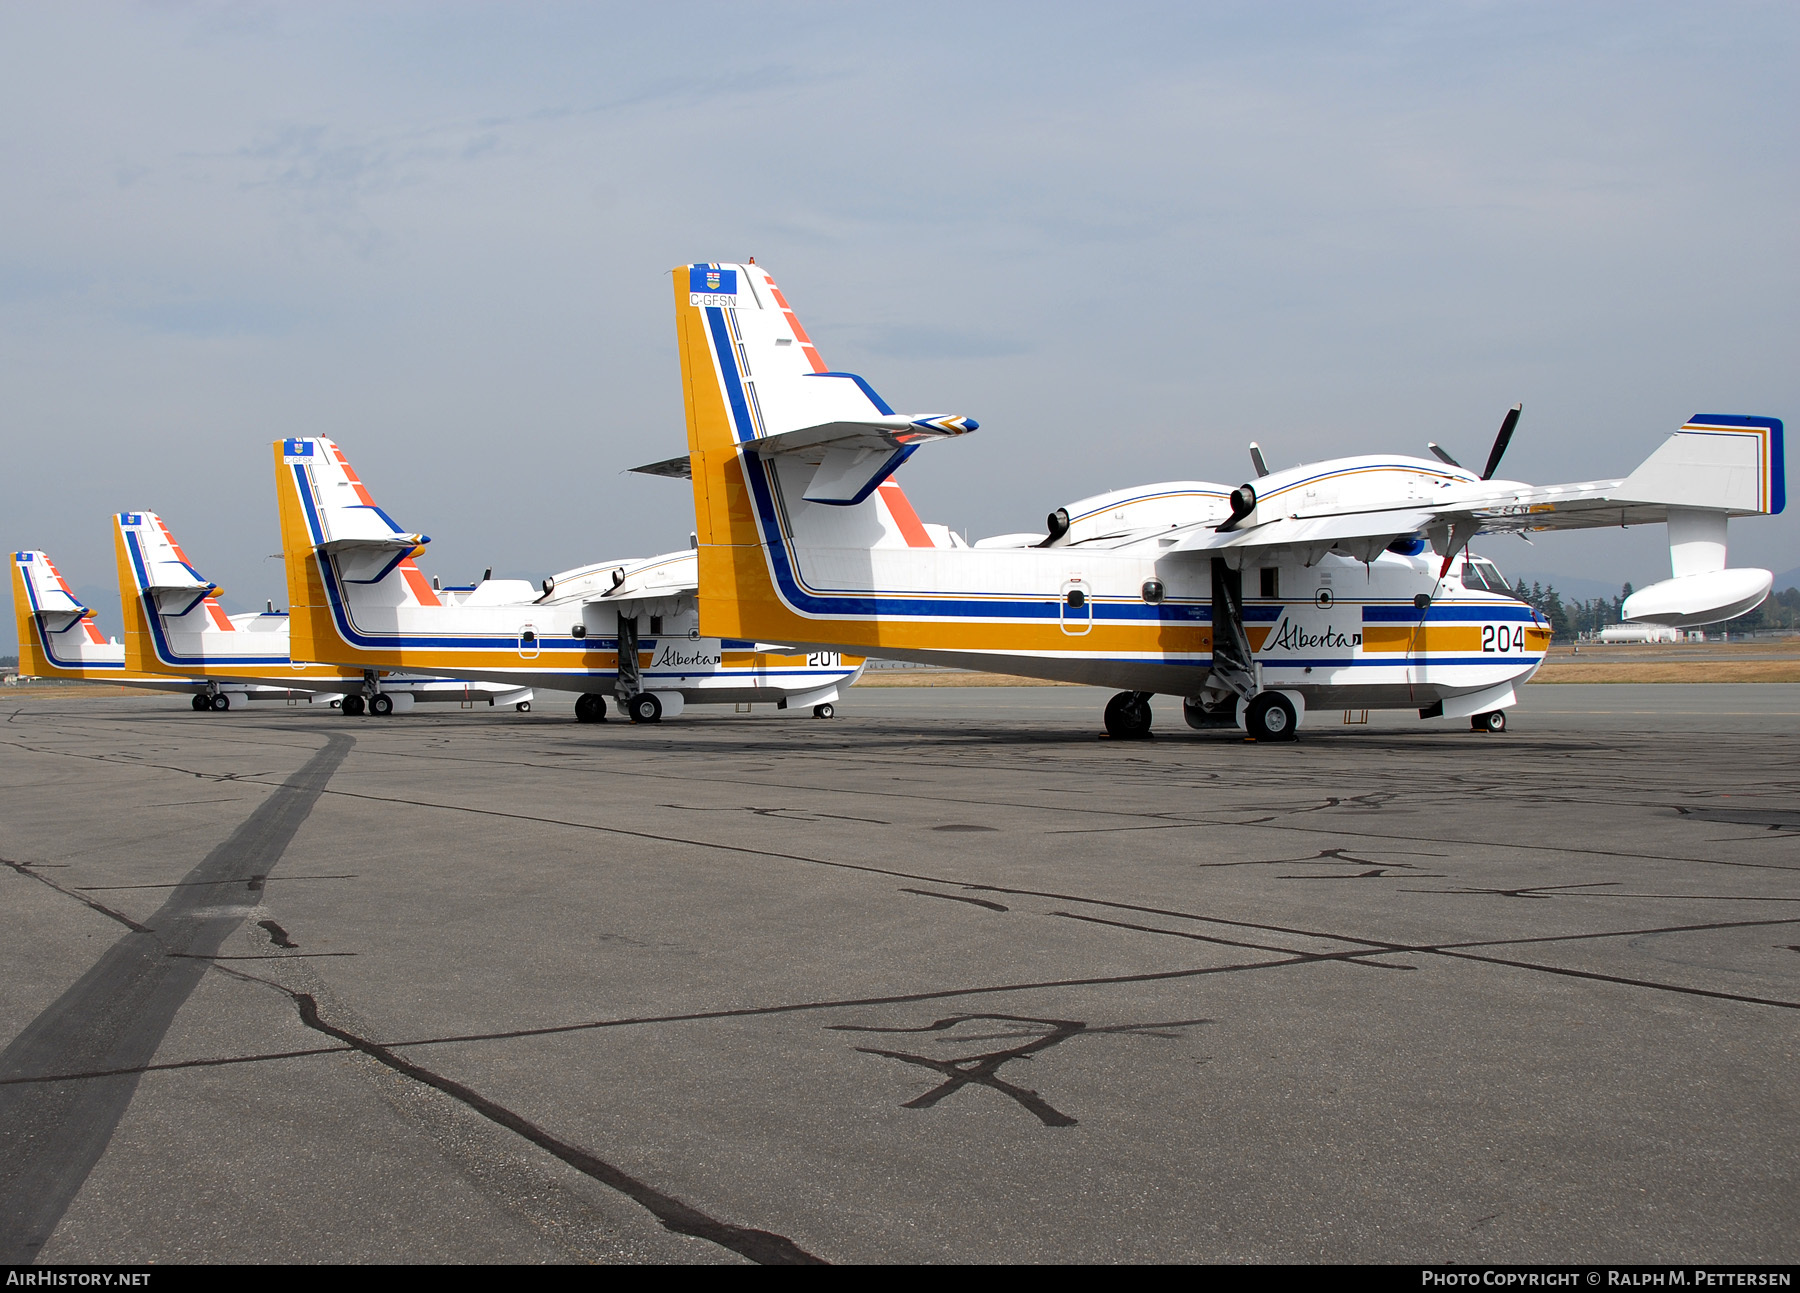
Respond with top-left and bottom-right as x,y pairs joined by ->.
15,542 -> 369,708
649,260 -> 1783,741
273,437 -> 864,721
111,510 -> 534,713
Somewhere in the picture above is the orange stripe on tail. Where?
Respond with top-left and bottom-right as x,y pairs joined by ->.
878,480 -> 935,549
764,280 -> 828,374
331,444 -> 379,507
399,558 -> 441,607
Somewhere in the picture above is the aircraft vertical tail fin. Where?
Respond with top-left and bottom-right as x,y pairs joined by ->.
274,437 -> 441,666
114,512 -> 241,673
12,550 -> 116,677
671,261 -> 974,641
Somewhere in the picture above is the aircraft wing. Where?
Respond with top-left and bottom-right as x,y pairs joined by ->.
1168,415 -> 1782,563
1170,508 -> 1440,559
1441,479 -> 1730,534
580,552 -> 699,603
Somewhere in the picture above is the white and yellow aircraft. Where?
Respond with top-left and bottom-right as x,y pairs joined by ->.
112,510 -> 535,714
12,548 -> 215,697
271,437 -> 865,721
13,546 -> 345,708
658,260 -> 1783,740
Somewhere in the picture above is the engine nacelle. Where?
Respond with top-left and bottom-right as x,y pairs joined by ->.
1622,568 -> 1772,628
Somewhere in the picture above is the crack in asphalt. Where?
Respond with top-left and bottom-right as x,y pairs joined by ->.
189,962 -> 823,1267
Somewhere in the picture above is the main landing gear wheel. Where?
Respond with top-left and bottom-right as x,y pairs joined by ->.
369,694 -> 394,717
1103,691 -> 1153,740
1245,692 -> 1297,741
628,693 -> 663,724
574,694 -> 607,723
209,693 -> 231,712
813,702 -> 835,719
515,700 -> 532,713
191,694 -> 208,711
341,694 -> 366,716
1472,710 -> 1507,733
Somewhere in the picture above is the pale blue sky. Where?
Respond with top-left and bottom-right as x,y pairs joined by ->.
3,2 -> 1795,645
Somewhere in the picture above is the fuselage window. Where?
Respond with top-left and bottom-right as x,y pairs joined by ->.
1259,568 -> 1279,598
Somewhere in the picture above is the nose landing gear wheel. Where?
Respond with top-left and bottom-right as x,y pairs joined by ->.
574,694 -> 607,723
341,695 -> 366,716
369,694 -> 393,717
813,702 -> 835,719
209,693 -> 231,712
1103,691 -> 1153,739
1245,692 -> 1297,741
1472,709 -> 1507,733
628,693 -> 663,724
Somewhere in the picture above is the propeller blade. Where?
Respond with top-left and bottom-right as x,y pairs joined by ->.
1248,442 -> 1269,478
1427,442 -> 1463,468
1480,404 -> 1522,480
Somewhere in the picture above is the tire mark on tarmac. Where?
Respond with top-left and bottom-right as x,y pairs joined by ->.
0,733 -> 351,1264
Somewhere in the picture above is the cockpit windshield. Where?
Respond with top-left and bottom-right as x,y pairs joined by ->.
1460,556 -> 1514,596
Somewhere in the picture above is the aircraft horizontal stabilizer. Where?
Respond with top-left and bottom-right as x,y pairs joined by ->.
316,528 -> 427,555
634,417 -> 977,502
749,415 -> 978,459
754,414 -> 977,506
630,455 -> 692,480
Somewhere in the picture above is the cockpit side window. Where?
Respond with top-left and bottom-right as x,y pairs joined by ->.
1462,557 -> 1511,594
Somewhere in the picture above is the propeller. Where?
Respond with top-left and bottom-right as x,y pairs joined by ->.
1480,403 -> 1522,480
1248,443 -> 1270,477
1427,442 -> 1462,468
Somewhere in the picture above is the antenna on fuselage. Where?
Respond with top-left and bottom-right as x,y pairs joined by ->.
1248,443 -> 1270,478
